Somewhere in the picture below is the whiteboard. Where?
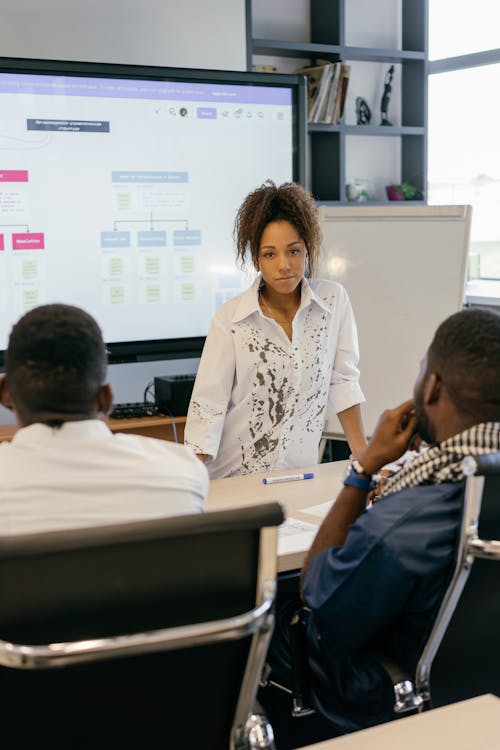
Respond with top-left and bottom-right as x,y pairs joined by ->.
318,204 -> 472,437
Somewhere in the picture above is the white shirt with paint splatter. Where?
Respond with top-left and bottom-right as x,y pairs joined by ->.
184,275 -> 365,479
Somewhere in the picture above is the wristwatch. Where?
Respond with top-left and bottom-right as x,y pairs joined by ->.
350,459 -> 372,478
343,458 -> 372,491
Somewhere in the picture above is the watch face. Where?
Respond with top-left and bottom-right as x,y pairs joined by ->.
352,459 -> 370,477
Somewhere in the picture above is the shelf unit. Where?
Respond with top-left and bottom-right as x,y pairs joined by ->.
247,0 -> 428,205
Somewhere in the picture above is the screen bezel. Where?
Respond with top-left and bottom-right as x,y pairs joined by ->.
0,56 -> 307,365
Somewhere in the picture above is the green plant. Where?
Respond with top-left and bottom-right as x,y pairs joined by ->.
386,181 -> 423,200
401,181 -> 423,199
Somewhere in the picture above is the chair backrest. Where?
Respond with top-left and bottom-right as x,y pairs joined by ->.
0,502 -> 284,749
415,452 -> 500,708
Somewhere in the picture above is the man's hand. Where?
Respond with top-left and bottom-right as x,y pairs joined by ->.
359,399 -> 417,475
302,399 -> 417,592
301,399 -> 418,593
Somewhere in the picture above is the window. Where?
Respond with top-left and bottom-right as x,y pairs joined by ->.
428,1 -> 500,285
429,0 -> 500,60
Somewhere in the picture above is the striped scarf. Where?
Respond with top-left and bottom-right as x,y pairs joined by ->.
379,422 -> 500,498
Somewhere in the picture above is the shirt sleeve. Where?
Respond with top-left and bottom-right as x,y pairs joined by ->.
302,483 -> 462,652
184,309 -> 236,460
303,509 -> 415,653
185,446 -> 210,511
326,284 -> 365,417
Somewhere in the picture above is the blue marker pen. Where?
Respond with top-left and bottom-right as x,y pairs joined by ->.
262,472 -> 314,485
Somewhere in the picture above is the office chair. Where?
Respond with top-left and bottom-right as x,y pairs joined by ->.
358,450 -> 500,717
413,451 -> 500,709
0,502 -> 285,750
262,451 -> 500,734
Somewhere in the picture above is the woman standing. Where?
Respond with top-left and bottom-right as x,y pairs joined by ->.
185,181 -> 366,478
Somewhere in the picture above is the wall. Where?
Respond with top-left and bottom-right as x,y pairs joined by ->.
0,0 -> 247,423
0,0 -> 247,71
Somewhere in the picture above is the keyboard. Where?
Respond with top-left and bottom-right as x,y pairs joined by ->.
109,402 -> 162,419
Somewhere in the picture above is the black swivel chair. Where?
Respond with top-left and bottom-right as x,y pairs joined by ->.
262,451 -> 500,737
412,451 -> 500,709
0,502 -> 285,749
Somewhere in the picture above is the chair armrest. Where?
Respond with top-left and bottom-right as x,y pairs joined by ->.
0,591 -> 275,671
468,538 -> 500,560
473,452 -> 500,475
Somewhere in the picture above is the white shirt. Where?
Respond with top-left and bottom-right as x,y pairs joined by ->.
0,420 -> 209,535
185,276 -> 364,478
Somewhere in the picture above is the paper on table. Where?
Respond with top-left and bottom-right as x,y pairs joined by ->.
303,500 -> 335,518
278,517 -> 318,555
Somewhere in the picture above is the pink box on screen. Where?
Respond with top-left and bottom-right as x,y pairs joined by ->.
0,235 -> 4,251
12,233 -> 44,250
0,170 -> 28,182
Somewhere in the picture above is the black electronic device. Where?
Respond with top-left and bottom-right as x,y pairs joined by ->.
154,375 -> 195,417
109,402 -> 162,419
0,56 -> 307,367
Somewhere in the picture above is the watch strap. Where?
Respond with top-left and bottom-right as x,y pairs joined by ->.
343,468 -> 372,491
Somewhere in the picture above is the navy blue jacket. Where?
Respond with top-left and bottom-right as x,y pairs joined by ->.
302,482 -> 464,732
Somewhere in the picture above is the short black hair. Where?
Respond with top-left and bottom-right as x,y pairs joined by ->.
6,304 -> 107,418
427,307 -> 500,421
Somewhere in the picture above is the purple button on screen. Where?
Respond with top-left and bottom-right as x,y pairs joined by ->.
197,107 -> 217,119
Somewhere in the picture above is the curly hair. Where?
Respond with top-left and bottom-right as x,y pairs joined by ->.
234,180 -> 322,276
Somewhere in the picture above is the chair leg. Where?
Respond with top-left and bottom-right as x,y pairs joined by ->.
393,679 -> 424,715
234,712 -> 276,750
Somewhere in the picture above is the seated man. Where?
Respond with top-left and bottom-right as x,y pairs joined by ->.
260,307 -> 500,746
0,303 -> 208,533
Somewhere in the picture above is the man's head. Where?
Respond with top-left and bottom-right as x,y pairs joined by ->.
414,307 -> 500,444
0,304 -> 111,426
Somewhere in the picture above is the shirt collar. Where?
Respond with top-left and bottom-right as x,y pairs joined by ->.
300,278 -> 331,314
231,274 -> 331,324
11,419 -> 112,445
231,275 -> 262,323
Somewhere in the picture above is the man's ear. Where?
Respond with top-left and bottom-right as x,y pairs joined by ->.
0,375 -> 14,411
423,372 -> 442,406
97,383 -> 113,415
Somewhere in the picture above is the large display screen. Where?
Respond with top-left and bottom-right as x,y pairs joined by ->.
0,58 -> 306,363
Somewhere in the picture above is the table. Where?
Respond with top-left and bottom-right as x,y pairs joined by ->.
0,415 -> 186,443
300,694 -> 500,750
208,460 -> 348,572
106,415 -> 185,442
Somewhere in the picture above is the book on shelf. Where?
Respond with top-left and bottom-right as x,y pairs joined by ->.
295,62 -> 328,121
310,63 -> 334,122
295,61 -> 350,124
322,62 -> 341,123
332,63 -> 351,124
